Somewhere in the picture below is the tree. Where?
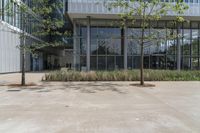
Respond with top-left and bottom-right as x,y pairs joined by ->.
0,0 -> 28,85
31,0 -> 69,44
106,0 -> 188,85
1,0 -> 68,86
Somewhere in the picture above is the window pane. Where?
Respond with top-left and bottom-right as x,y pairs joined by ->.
107,56 -> 115,70
98,39 -> 107,55
80,56 -> 86,71
167,30 -> 177,55
128,56 -> 132,69
91,56 -> 97,70
144,56 -> 150,69
91,39 -> 97,55
116,56 -> 123,69
191,29 -> 199,55
80,27 -> 87,55
182,56 -> 191,69
192,58 -> 199,69
166,55 -> 176,69
182,29 -> 191,55
133,56 -> 140,69
98,56 -> 106,70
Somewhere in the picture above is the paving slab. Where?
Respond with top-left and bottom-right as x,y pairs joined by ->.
0,73 -> 200,133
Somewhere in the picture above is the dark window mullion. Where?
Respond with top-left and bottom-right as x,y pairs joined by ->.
198,23 -> 200,69
190,22 -> 192,69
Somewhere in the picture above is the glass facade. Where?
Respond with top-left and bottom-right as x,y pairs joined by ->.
78,25 -> 124,70
74,19 -> 200,71
0,0 -> 41,36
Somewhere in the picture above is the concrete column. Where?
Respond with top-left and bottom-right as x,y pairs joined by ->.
86,16 -> 91,71
177,25 -> 181,71
124,24 -> 128,70
73,21 -> 77,70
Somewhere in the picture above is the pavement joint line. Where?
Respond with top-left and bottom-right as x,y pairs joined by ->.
136,87 -> 200,132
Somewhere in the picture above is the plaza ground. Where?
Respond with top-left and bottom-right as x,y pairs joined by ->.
0,73 -> 200,133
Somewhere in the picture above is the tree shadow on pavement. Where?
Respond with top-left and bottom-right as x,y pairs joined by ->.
61,82 -> 127,94
24,82 -> 128,94
2,82 -> 128,94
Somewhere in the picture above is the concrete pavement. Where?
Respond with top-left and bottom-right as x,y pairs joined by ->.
0,73 -> 200,133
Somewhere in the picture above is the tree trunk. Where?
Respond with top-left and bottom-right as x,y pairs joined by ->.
140,32 -> 144,86
140,4 -> 146,86
140,24 -> 145,86
21,15 -> 26,86
21,44 -> 26,86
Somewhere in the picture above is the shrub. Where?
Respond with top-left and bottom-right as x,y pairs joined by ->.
44,69 -> 200,81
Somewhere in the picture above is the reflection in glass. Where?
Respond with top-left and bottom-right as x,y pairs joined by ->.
166,55 -> 176,69
98,39 -> 107,55
182,29 -> 190,55
128,56 -> 132,69
128,39 -> 139,55
91,39 -> 98,55
107,39 -> 115,55
98,56 -> 106,70
76,20 -> 200,70
182,56 -> 191,69
80,56 -> 86,70
91,28 -> 98,39
150,56 -> 166,69
107,56 -> 115,70
80,27 -> 87,55
133,56 -> 140,69
144,56 -> 150,69
167,30 -> 177,55
191,29 -> 199,55
192,58 -> 199,69
116,56 -> 124,69
128,28 -> 141,55
91,56 -> 97,70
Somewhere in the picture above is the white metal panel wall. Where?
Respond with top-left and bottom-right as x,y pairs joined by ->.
0,23 -> 21,73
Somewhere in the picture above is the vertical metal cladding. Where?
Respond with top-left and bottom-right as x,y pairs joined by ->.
0,0 -> 40,73
0,22 -> 21,73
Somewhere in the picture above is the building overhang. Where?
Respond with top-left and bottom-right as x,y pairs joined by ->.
67,1 -> 200,22
68,12 -> 200,22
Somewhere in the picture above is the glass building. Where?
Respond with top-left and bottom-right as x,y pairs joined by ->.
0,0 -> 43,73
0,0 -> 68,73
67,0 -> 200,71
1,0 -> 200,73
